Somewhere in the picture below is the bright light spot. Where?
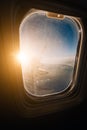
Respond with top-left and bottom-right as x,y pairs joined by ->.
16,51 -> 30,66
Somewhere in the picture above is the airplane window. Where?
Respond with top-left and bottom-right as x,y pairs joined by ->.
19,10 -> 82,97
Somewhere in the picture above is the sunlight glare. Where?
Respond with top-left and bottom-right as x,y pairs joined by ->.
16,51 -> 30,66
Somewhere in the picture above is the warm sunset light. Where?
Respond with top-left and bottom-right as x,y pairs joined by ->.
16,51 -> 30,66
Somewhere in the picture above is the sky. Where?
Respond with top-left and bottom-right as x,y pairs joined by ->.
20,11 -> 79,64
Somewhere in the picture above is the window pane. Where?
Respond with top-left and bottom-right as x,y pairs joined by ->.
20,10 -> 80,96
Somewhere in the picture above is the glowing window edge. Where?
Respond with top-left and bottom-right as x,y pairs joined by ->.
19,9 -> 83,97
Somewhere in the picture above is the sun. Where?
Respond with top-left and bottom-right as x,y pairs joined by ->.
16,51 -> 30,66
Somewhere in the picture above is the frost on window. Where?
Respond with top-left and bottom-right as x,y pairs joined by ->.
19,10 -> 80,96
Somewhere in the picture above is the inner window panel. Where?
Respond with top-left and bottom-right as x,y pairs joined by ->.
19,10 -> 80,96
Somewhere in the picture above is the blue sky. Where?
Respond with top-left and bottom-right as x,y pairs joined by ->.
20,12 -> 79,61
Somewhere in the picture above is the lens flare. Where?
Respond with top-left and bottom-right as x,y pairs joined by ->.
16,51 -> 29,66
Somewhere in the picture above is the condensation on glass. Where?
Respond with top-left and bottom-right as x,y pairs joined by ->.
19,9 -> 82,97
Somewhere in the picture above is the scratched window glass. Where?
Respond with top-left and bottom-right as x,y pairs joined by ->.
20,10 -> 80,96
